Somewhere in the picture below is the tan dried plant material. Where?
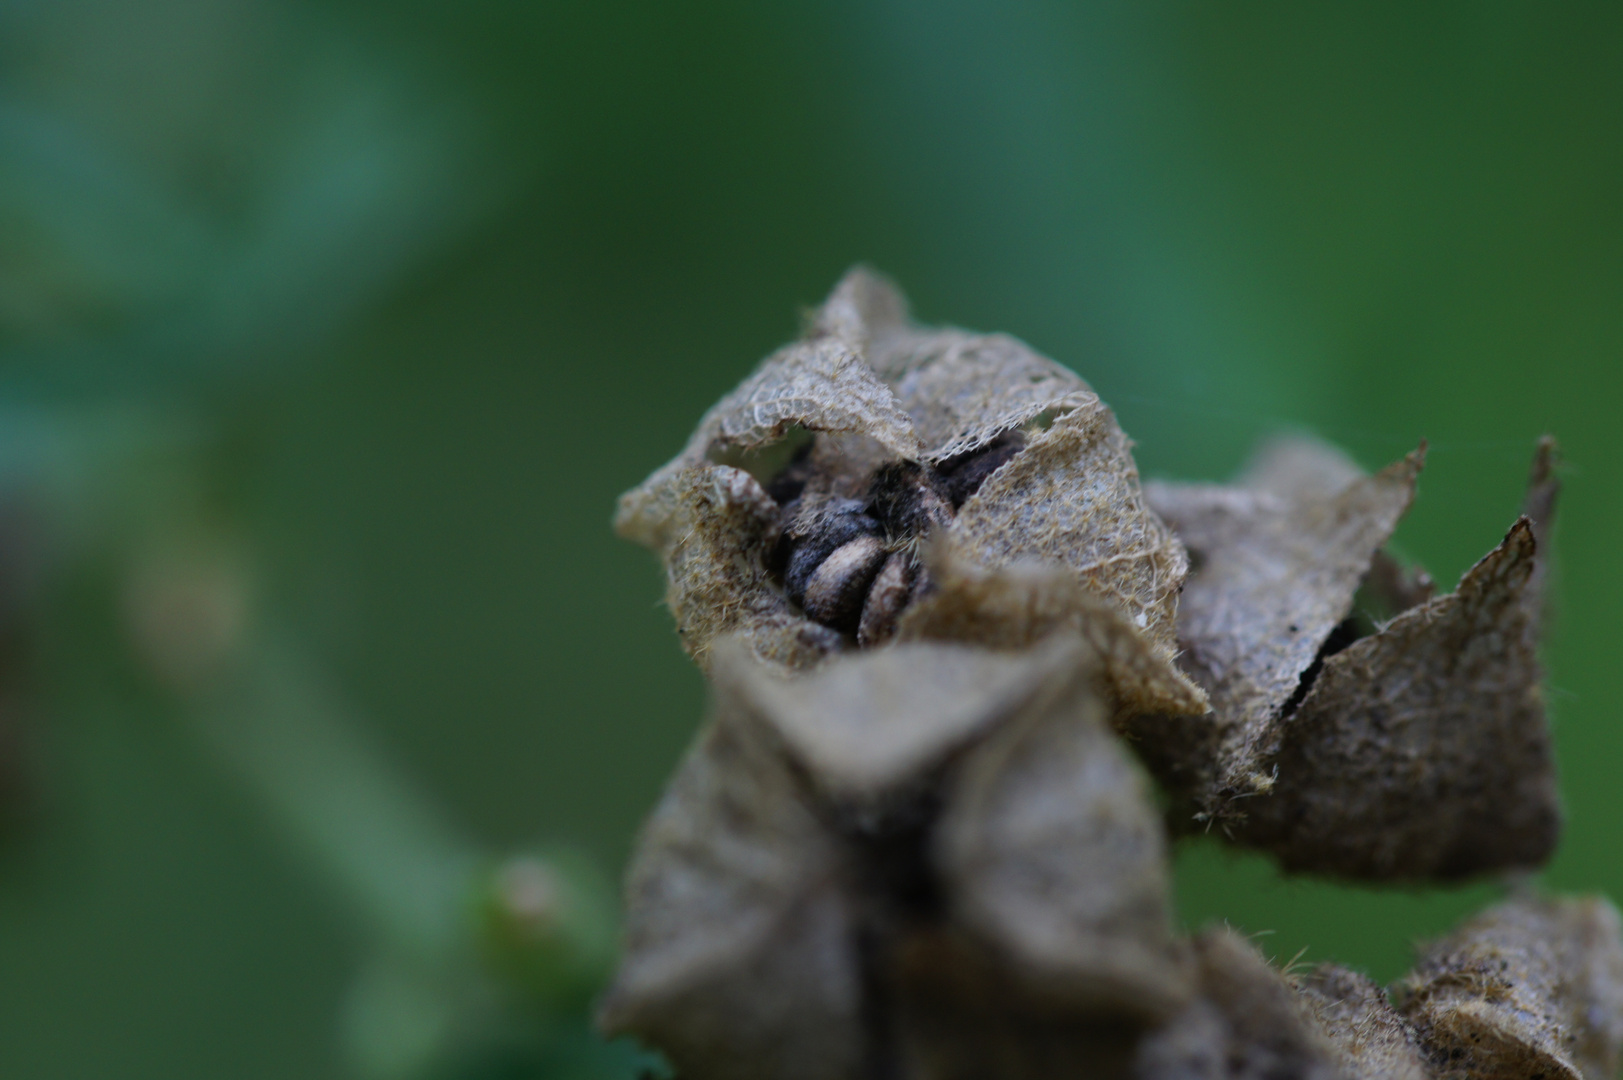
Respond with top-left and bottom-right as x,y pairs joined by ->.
599,635 -> 1190,1079
1393,894 -> 1623,1080
1140,436 -> 1425,816
887,929 -> 1151,1080
1237,515 -> 1560,879
1294,965 -> 1429,1080
642,465 -> 846,671
1144,435 -> 1561,881
895,542 -> 1206,720
1134,928 -> 1344,1080
595,697 -> 862,1080
615,267 -> 1191,688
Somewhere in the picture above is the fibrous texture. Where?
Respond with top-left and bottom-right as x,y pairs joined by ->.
1140,438 -> 1424,811
1394,895 -> 1623,1080
1295,965 -> 1430,1080
1142,436 -> 1561,880
1135,929 -> 1345,1080
1237,517 -> 1557,878
895,545 -> 1206,720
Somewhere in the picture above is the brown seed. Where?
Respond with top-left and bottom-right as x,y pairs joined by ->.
802,534 -> 888,633
857,551 -> 915,646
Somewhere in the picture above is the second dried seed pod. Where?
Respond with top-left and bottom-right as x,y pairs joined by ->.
599,633 -> 1189,1080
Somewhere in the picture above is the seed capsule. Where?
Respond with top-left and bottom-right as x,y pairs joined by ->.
614,267 -> 1191,675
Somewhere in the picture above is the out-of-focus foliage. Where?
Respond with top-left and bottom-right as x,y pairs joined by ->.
1,1 -> 1622,1078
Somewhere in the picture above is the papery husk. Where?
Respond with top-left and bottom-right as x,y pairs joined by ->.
641,464 -> 845,671
1294,965 -> 1429,1080
601,634 -> 1189,1079
1135,928 -> 1344,1080
882,632 -> 1192,1079
595,664 -> 863,1080
1144,436 -> 1560,881
1393,894 -> 1623,1080
1238,516 -> 1559,879
895,542 -> 1206,720
615,267 -> 1189,676
932,643 -> 1189,1018
1140,437 -> 1424,816
949,402 -> 1188,656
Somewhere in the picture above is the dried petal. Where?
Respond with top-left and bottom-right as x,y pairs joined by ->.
1135,929 -> 1343,1080
631,464 -> 843,671
1240,432 -> 1368,505
1239,517 -> 1559,879
734,636 -> 1084,809
699,336 -> 922,472
1143,439 -> 1424,814
936,653 -> 1189,1017
613,324 -> 922,588
875,329 -> 1098,463
1394,894 -> 1623,1080
809,263 -> 912,357
953,402 -> 1190,660
1294,965 -> 1428,1080
604,635 -> 1193,1077
879,635 -> 1191,1079
896,543 -> 1207,719
597,676 -> 862,1080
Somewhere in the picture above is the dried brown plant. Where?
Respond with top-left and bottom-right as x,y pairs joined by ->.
605,270 -> 1612,1079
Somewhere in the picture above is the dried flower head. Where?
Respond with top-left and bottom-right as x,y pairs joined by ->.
598,633 -> 1188,1080
605,275 -> 1609,1077
614,268 -> 1194,704
1140,436 -> 1561,880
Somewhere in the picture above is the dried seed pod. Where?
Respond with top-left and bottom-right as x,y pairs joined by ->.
932,646 -> 1189,1017
1134,929 -> 1344,1080
600,634 -> 1190,1079
1393,894 -> 1623,1080
615,267 -> 1191,686
1294,965 -> 1428,1080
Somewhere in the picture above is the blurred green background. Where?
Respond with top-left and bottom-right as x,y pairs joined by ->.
2,1 -> 1621,1076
